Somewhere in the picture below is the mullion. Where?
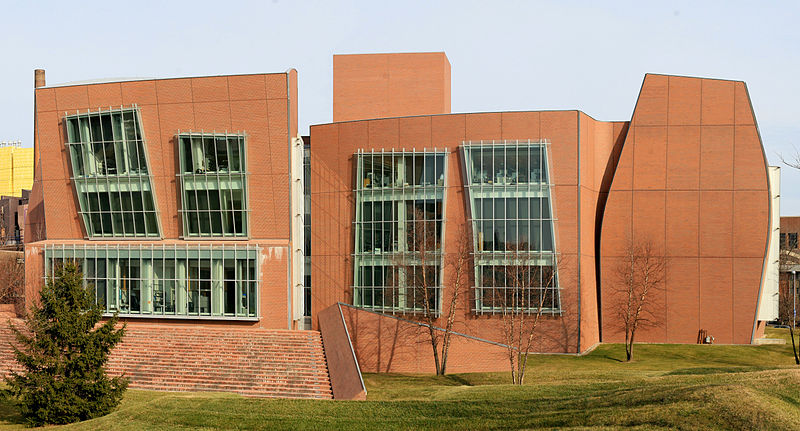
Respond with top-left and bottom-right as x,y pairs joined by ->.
130,123 -> 148,236
226,136 -> 236,236
191,138 -> 202,236
210,135 -> 221,237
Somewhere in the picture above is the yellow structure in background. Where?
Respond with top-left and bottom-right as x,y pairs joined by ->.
0,142 -> 33,197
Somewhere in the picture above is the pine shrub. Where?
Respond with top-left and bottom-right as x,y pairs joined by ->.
4,261 -> 128,425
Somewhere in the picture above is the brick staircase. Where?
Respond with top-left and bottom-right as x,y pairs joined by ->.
0,320 -> 333,399
0,314 -> 23,376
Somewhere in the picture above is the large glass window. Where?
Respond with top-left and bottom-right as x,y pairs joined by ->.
177,133 -> 248,238
64,107 -> 160,238
353,150 -> 447,314
44,244 -> 260,319
462,141 -> 561,313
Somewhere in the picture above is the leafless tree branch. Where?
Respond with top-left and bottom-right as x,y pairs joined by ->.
612,238 -> 667,362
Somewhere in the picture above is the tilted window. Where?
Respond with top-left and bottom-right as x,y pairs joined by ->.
462,140 -> 561,314
177,132 -> 248,238
353,150 -> 448,315
44,244 -> 259,319
64,107 -> 160,238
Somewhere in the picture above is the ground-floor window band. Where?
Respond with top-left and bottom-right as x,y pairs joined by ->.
43,244 -> 260,319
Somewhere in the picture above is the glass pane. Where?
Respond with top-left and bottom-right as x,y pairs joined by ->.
182,137 -> 193,173
518,148 -> 529,183
531,147 -> 542,182
230,138 -> 241,172
203,137 -> 216,172
215,137 -> 229,172
435,155 -> 445,186
70,146 -> 85,176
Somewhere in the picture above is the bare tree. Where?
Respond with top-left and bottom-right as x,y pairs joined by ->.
394,208 -> 471,375
612,239 -> 667,362
778,248 -> 799,326
779,148 -> 800,171
488,246 -> 560,385
438,224 -> 472,375
0,251 -> 24,308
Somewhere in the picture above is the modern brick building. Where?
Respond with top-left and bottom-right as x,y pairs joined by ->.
25,70 -> 305,329
22,52 -> 779,381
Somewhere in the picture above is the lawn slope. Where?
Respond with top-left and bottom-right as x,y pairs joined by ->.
0,328 -> 796,430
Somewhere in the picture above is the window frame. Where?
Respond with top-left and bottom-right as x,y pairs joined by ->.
176,131 -> 250,239
44,244 -> 261,320
352,149 -> 449,315
63,106 -> 162,239
461,140 -> 562,315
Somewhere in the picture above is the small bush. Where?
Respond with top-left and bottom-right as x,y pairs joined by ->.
3,261 -> 128,425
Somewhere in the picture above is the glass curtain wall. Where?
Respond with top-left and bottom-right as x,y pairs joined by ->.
177,132 -> 248,238
353,150 -> 447,314
64,107 -> 160,238
44,244 -> 259,319
462,140 -> 561,313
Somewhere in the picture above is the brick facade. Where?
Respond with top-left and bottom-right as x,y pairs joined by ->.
23,53 -> 774,375
26,72 -> 300,329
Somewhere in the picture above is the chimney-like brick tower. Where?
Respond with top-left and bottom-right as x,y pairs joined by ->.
33,69 -> 45,173
333,52 -> 451,122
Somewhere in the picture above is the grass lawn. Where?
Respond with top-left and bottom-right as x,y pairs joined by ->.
0,328 -> 798,430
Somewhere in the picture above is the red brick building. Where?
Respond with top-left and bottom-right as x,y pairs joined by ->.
24,52 -> 779,377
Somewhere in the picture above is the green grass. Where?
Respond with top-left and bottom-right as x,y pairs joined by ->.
0,328 -> 798,430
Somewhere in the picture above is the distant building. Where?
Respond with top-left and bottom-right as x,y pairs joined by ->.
0,189 -> 29,247
779,216 -> 800,325
0,142 -> 33,198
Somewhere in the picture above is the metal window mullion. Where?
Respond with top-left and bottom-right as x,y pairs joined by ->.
210,134 -> 223,237
203,134 -> 213,237
189,136 -> 201,236
246,247 -> 251,317
131,131 -> 147,236
226,137 -> 236,236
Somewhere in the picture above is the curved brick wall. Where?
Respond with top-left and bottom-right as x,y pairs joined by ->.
598,74 -> 770,344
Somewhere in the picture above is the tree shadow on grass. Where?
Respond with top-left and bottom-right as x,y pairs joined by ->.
0,396 -> 24,427
443,374 -> 473,386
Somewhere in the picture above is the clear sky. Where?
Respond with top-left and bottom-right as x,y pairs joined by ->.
2,0 -> 798,213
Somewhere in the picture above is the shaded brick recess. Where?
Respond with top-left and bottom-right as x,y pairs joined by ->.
0,319 -> 332,399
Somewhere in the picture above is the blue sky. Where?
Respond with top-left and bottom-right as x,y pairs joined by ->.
2,0 -> 798,213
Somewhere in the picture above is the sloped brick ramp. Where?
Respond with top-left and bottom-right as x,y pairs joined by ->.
0,318 -> 333,400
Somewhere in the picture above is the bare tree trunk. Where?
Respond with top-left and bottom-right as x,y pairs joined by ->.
438,231 -> 469,376
613,238 -> 666,363
428,324 -> 442,374
627,331 -> 636,362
